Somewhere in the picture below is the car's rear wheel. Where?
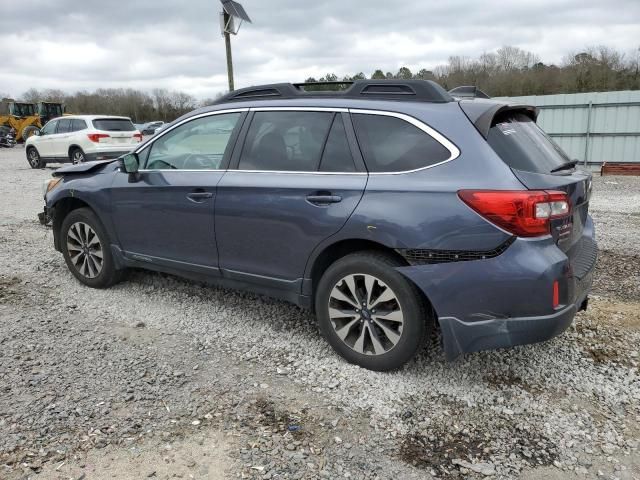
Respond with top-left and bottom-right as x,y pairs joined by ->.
60,208 -> 123,288
26,147 -> 45,169
70,147 -> 85,164
315,251 -> 430,371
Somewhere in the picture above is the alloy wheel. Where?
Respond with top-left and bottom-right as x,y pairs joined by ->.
66,222 -> 103,279
28,149 -> 39,167
328,273 -> 404,355
72,150 -> 84,164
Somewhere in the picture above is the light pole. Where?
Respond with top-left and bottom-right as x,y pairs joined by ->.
220,0 -> 252,92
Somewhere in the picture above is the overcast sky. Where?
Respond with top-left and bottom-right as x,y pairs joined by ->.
1,0 -> 639,99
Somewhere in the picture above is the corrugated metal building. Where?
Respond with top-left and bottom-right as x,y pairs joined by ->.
495,90 -> 640,165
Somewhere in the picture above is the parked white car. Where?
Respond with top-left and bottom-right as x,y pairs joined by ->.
25,115 -> 142,169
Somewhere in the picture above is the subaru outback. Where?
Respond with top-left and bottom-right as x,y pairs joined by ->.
38,80 -> 597,371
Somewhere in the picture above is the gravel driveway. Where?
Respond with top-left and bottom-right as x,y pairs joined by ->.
1,147 -> 638,480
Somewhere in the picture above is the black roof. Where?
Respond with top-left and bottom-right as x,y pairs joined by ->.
215,80 -> 454,105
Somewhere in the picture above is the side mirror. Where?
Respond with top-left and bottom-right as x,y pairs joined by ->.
121,153 -> 139,173
121,153 -> 140,182
34,130 -> 41,136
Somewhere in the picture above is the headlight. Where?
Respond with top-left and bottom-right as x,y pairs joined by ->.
42,177 -> 62,197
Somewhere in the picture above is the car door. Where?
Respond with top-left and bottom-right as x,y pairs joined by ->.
36,120 -> 58,157
52,118 -> 72,158
109,110 -> 247,274
215,109 -> 367,290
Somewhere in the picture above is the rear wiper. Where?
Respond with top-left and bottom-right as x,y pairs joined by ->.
550,159 -> 578,173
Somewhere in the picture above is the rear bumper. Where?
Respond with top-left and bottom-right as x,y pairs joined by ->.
85,150 -> 130,161
437,290 -> 589,360
398,216 -> 597,360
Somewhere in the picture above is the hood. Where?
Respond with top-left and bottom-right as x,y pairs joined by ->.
52,159 -> 118,177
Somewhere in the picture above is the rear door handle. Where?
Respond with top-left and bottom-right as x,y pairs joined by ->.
187,191 -> 213,203
306,194 -> 342,206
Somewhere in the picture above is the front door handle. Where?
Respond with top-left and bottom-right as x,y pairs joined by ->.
306,194 -> 342,206
186,191 -> 213,203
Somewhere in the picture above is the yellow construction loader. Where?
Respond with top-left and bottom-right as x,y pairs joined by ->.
36,101 -> 65,124
0,98 -> 42,142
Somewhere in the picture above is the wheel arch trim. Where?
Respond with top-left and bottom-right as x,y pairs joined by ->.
48,194 -> 101,251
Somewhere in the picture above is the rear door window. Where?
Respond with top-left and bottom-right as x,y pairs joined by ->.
239,111 -> 333,171
72,119 -> 87,132
487,112 -> 572,173
352,113 -> 451,172
92,118 -> 135,132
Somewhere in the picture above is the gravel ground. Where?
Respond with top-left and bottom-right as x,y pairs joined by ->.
1,147 -> 639,480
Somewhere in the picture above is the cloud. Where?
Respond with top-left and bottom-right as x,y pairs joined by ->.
1,0 -> 638,99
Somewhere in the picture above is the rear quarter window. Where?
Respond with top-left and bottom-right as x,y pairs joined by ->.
487,112 -> 572,174
352,113 -> 451,172
92,118 -> 135,132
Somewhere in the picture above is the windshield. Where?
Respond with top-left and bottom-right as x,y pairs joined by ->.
487,112 -> 572,174
12,103 -> 36,117
41,103 -> 63,117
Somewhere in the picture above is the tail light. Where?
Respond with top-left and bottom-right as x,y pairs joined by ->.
458,190 -> 571,237
87,133 -> 110,143
133,132 -> 142,142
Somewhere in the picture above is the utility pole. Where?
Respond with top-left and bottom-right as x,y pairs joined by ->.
219,0 -> 251,93
223,11 -> 234,91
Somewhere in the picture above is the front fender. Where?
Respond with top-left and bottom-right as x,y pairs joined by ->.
45,173 -> 117,251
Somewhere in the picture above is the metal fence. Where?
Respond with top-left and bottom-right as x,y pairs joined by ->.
495,91 -> 640,165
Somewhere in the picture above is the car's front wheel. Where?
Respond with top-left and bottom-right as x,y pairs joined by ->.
315,251 -> 430,371
60,208 -> 123,288
26,147 -> 45,169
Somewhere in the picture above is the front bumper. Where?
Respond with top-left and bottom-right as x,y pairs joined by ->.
38,205 -> 53,226
398,218 -> 597,360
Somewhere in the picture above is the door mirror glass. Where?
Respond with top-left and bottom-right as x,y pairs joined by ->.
121,153 -> 139,173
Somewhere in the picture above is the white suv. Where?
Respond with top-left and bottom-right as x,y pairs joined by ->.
25,115 -> 142,169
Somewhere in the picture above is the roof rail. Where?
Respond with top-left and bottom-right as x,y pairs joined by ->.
448,86 -> 491,99
215,80 -> 454,104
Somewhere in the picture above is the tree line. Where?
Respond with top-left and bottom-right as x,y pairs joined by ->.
305,45 -> 640,96
11,44 -> 640,123
18,88 -> 199,123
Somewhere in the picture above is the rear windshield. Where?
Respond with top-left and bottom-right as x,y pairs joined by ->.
92,118 -> 135,131
487,112 -> 571,174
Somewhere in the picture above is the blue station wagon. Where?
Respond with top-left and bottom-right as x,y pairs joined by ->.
39,80 -> 597,371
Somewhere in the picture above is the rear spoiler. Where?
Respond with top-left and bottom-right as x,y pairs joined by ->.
458,100 -> 539,139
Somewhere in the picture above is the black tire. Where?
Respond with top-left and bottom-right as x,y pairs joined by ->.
22,125 -> 39,141
315,251 -> 431,371
60,207 -> 123,288
26,147 -> 46,169
69,147 -> 85,164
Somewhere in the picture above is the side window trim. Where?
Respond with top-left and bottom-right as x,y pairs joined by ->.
135,108 -> 249,171
314,113 -> 337,171
340,112 -> 368,173
348,109 -> 460,174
